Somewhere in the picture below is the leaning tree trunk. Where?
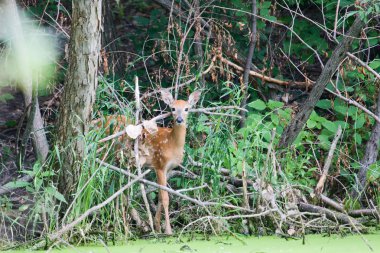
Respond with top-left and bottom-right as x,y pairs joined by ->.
57,0 -> 102,202
278,15 -> 366,148
353,90 -> 380,200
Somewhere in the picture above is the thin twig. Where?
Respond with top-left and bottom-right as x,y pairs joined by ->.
333,0 -> 341,39
134,76 -> 155,233
326,88 -> 380,124
347,52 -> 380,80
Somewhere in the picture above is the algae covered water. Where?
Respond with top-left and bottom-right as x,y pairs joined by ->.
7,233 -> 380,253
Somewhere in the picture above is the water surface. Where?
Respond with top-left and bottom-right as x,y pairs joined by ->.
8,233 -> 380,253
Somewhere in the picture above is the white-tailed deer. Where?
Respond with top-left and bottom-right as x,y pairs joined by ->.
96,90 -> 201,234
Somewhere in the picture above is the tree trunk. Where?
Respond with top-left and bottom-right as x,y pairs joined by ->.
353,90 -> 380,200
193,0 -> 205,87
239,0 -> 257,128
57,0 -> 102,202
278,16 -> 365,148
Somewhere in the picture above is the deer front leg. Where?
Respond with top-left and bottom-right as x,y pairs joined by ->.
156,169 -> 172,235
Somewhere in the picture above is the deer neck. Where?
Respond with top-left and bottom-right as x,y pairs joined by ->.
170,123 -> 187,149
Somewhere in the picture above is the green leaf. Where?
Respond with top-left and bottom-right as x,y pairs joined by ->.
307,119 -> 317,129
367,163 -> 380,183
369,59 -> 380,70
261,1 -> 271,9
248,99 -> 266,111
354,114 -> 365,129
354,133 -> 362,145
348,106 -> 358,117
334,105 -> 348,115
318,133 -> 331,149
267,100 -> 284,109
5,120 -> 17,127
271,113 -> 279,125
19,204 -> 30,212
322,120 -> 338,133
0,93 -> 14,102
335,121 -> 349,130
316,99 -> 331,109
46,186 -> 67,203
3,181 -> 30,189
133,16 -> 150,26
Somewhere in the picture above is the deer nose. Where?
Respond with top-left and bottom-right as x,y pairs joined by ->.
176,117 -> 184,124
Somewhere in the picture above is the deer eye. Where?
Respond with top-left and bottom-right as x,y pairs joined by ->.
184,108 -> 189,112
171,108 -> 176,112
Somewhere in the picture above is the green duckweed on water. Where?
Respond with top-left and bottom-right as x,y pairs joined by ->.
7,233 -> 380,253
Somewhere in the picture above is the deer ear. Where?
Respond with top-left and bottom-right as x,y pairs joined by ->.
188,90 -> 201,107
161,89 -> 174,106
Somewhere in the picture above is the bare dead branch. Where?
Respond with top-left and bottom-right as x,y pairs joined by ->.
315,125 -> 342,195
218,55 -> 311,89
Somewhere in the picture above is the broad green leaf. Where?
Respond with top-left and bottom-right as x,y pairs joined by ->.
348,106 -> 358,117
354,114 -> 366,129
248,99 -> 266,111
318,133 -> 331,148
267,100 -> 284,109
354,133 -> 362,145
369,60 -> 380,70
271,113 -> 279,125
261,1 -> 271,9
322,120 -> 338,133
335,121 -> 349,130
316,99 -> 331,109
334,105 -> 348,115
307,119 -> 317,129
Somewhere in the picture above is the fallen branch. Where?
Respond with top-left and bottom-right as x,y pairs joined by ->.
348,208 -> 379,218
320,194 -> 344,212
298,202 -> 362,228
179,208 -> 277,238
319,195 -> 379,219
218,55 -> 311,89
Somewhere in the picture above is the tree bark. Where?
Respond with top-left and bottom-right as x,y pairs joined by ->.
57,0 -> 102,202
193,0 -> 205,87
279,16 -> 365,148
239,0 -> 257,127
353,90 -> 380,200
